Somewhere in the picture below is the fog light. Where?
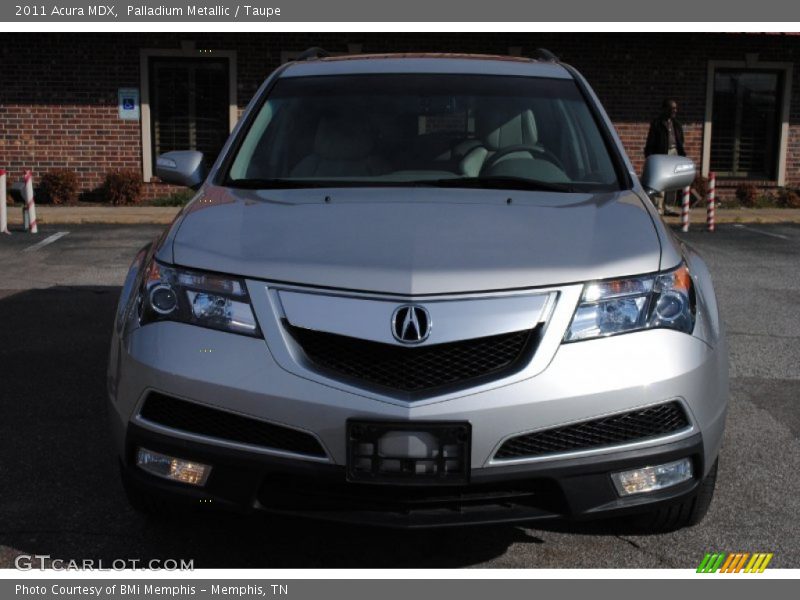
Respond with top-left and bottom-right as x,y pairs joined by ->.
611,458 -> 693,496
136,448 -> 211,486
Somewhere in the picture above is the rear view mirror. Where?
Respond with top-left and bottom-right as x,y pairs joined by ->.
641,155 -> 696,197
155,151 -> 207,190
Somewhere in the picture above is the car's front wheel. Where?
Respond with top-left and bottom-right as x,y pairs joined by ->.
119,464 -> 184,519
637,458 -> 718,532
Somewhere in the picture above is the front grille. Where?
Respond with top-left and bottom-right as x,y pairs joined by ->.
288,325 -> 536,396
494,401 -> 690,460
139,393 -> 326,458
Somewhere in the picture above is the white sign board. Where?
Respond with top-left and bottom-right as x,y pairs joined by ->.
118,88 -> 140,120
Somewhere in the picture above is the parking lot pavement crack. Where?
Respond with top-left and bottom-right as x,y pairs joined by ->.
615,536 -> 677,567
616,535 -> 641,549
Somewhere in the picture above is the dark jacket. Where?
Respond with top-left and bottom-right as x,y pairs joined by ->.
644,117 -> 686,157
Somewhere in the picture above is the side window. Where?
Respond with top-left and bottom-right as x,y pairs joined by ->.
551,99 -> 588,178
560,99 -> 617,184
230,100 -> 282,180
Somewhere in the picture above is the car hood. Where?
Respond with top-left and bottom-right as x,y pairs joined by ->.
167,186 -> 662,295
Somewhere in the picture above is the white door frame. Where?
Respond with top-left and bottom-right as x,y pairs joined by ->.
702,58 -> 793,185
140,46 -> 238,182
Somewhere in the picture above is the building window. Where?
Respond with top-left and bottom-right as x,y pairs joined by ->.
149,57 -> 230,171
140,47 -> 237,182
710,70 -> 784,180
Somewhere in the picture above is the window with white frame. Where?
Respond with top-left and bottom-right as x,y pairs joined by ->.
140,47 -> 237,182
149,57 -> 230,172
704,60 -> 792,184
710,69 -> 784,179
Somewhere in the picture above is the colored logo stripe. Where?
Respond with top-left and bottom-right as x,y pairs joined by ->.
745,553 -> 773,573
697,552 -> 773,573
697,553 -> 726,573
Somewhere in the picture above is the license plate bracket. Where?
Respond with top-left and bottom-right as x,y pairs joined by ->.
346,420 -> 471,485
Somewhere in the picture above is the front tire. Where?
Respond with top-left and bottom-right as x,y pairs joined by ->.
637,458 -> 718,532
119,464 -> 184,518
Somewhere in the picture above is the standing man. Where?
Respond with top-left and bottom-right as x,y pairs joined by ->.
644,99 -> 686,214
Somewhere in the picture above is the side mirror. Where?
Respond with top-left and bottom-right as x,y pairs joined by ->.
641,155 -> 696,197
155,151 -> 206,189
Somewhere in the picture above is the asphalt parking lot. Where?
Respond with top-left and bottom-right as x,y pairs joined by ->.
0,222 -> 798,568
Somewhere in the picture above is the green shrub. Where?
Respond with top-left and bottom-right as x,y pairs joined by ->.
150,189 -> 195,207
692,174 -> 708,200
776,187 -> 800,208
735,182 -> 758,208
39,169 -> 79,205
753,192 -> 776,208
100,170 -> 143,206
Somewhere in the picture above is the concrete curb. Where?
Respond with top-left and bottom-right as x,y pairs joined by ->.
662,207 -> 800,226
4,205 -> 800,226
6,206 -> 181,225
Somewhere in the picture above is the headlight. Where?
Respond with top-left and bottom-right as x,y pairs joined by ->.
565,263 -> 695,342
115,245 -> 148,334
139,260 -> 261,337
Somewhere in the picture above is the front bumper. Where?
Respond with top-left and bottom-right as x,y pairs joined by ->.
108,282 -> 727,528
122,421 -> 705,528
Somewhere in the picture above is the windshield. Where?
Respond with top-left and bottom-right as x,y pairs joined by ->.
227,74 -> 621,192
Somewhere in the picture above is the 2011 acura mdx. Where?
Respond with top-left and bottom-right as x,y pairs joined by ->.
108,51 -> 728,530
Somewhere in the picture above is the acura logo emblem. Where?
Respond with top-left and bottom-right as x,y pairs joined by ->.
391,305 -> 431,344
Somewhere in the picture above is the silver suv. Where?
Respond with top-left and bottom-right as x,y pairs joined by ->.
108,52 -> 728,530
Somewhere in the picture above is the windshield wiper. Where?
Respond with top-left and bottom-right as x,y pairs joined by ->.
225,178 -> 344,189
422,176 -> 577,193
225,176 -> 577,192
225,178 -> 426,190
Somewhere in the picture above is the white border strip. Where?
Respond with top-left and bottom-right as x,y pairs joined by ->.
7,22 -> 800,32
1,568 -> 799,578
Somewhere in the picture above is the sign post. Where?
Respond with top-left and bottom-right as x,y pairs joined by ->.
0,169 -> 9,234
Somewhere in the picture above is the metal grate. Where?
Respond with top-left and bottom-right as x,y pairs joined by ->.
494,401 -> 690,460
288,325 -> 535,395
139,392 -> 326,458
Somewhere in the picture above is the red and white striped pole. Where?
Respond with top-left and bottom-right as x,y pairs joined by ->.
0,169 -> 9,234
23,170 -> 38,234
681,185 -> 691,232
706,172 -> 716,232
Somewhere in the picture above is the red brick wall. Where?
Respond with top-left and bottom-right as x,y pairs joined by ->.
1,33 -> 799,200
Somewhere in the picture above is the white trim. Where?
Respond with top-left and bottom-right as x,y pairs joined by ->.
703,59 -> 793,185
139,47 -> 238,182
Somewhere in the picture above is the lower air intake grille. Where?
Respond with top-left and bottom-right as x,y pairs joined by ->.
139,392 -> 326,458
288,325 -> 536,395
494,401 -> 690,460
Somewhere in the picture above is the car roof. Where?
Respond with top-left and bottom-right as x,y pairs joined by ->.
280,53 -> 572,79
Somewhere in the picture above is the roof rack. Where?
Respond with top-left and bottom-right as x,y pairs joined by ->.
532,48 -> 560,62
295,47 -> 331,61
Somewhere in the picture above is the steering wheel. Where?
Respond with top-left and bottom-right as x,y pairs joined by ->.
481,144 -> 566,174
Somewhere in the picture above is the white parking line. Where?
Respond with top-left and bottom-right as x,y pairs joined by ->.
22,231 -> 70,253
732,224 -> 790,240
